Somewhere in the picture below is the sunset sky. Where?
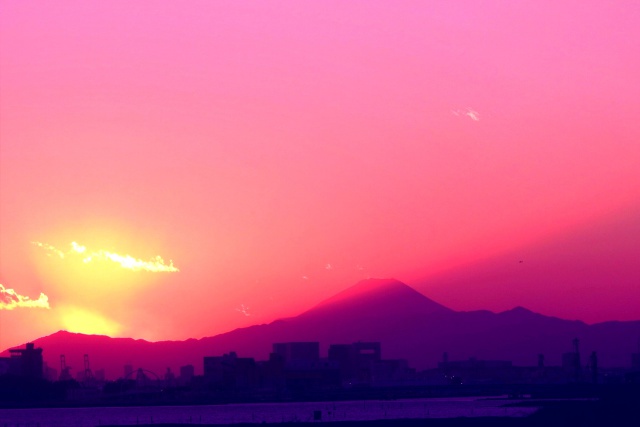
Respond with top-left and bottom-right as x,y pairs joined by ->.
1,1 -> 639,349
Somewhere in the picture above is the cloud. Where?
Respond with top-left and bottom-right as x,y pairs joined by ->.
31,241 -> 65,258
32,241 -> 179,272
235,304 -> 250,316
465,108 -> 480,121
0,284 -> 50,310
325,263 -> 333,270
452,108 -> 480,121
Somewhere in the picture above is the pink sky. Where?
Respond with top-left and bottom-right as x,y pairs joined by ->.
1,1 -> 639,349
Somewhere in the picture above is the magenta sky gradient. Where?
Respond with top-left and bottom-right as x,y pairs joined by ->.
1,1 -> 639,348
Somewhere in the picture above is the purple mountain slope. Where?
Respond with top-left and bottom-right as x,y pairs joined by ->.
3,279 -> 639,380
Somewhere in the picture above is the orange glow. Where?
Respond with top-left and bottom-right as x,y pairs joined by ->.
58,306 -> 121,336
1,1 -> 639,349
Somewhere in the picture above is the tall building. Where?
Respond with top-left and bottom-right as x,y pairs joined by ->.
179,364 -> 195,384
8,343 -> 43,379
0,358 -> 10,376
204,352 -> 257,390
164,367 -> 176,386
273,342 -> 319,362
328,342 -> 381,382
352,342 -> 381,363
562,338 -> 582,382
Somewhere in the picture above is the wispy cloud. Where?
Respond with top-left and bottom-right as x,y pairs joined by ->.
325,263 -> 333,270
32,241 -> 179,272
465,108 -> 480,121
32,241 -> 65,258
452,107 -> 480,121
0,284 -> 50,310
235,304 -> 250,316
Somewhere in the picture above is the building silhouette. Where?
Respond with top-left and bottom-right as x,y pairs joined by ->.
8,343 -> 43,379
204,352 -> 257,390
164,367 -> 176,386
561,338 -> 582,382
179,364 -> 194,386
329,342 -> 381,383
434,357 -> 516,384
273,342 -> 319,362
371,359 -> 414,385
273,342 -> 340,390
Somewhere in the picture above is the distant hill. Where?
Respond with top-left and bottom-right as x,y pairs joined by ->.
3,278 -> 639,380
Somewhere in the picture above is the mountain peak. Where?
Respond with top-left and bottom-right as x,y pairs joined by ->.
333,277 -> 409,297
306,278 -> 452,315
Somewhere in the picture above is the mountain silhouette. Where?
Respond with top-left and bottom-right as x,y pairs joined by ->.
3,278 -> 639,380
419,207 -> 640,323
306,278 -> 452,316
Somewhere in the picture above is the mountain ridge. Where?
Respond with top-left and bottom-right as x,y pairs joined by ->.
3,278 -> 639,380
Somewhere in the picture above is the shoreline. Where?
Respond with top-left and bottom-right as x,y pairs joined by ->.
99,398 -> 640,427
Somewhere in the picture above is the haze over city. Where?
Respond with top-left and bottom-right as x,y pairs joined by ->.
1,0 -> 639,352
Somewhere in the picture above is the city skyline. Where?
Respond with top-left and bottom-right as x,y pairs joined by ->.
2,1 -> 640,350
3,278 -> 639,383
2,336 -> 618,384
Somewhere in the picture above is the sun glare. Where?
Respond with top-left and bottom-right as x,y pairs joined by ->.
59,306 -> 122,336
